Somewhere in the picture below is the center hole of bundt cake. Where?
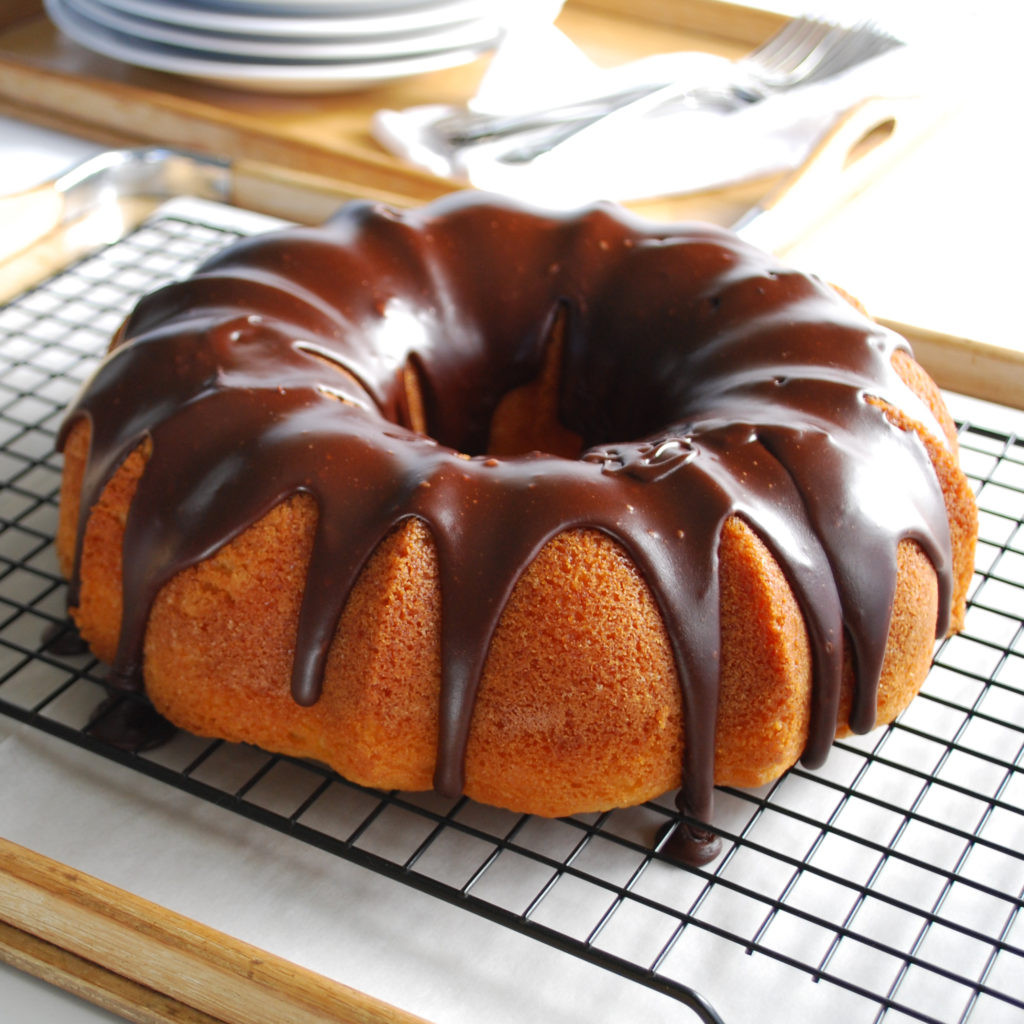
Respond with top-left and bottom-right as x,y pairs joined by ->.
394,306 -> 585,460
486,321 -> 584,460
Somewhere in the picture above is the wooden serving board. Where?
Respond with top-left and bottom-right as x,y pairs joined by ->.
0,0 -> 788,222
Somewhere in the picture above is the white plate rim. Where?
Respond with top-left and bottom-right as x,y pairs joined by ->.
44,0 -> 497,91
192,0 -> 460,9
84,0 -> 506,38
68,0 -> 501,60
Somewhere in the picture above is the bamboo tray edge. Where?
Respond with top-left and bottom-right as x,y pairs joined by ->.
0,837 -> 430,1024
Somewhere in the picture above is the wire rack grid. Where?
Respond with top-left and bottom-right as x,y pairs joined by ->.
0,200 -> 1022,1024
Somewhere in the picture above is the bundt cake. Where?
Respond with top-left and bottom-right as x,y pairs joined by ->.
56,192 -> 977,863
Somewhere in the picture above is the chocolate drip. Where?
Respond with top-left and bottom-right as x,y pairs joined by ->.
86,693 -> 176,751
58,193 -> 955,841
42,619 -> 89,656
659,819 -> 723,867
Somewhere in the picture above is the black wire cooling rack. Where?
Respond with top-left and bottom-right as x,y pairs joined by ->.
0,202 -> 1022,1024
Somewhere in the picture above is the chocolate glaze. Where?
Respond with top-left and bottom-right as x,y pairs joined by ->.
58,193 -> 954,854
85,692 -> 176,752
42,618 -> 89,656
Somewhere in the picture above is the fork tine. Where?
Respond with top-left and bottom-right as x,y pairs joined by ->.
795,22 -> 903,87
771,22 -> 848,78
747,17 -> 816,61
746,17 -> 833,75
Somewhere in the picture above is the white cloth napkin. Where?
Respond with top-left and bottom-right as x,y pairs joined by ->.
373,24 -> 927,208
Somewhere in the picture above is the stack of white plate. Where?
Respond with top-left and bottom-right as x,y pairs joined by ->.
43,0 -> 564,93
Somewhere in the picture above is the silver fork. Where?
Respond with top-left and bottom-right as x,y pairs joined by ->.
434,18 -> 830,146
722,20 -> 904,104
429,17 -> 903,165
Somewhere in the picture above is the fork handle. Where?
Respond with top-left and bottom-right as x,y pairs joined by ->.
733,95 -> 939,254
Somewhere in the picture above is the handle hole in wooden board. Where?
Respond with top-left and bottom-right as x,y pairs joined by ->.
844,117 -> 897,169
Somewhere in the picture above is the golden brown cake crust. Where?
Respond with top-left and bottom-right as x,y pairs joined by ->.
58,378 -> 973,818
55,194 -> 978,837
